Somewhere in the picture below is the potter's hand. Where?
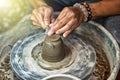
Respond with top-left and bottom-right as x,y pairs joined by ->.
31,6 -> 54,29
48,6 -> 84,37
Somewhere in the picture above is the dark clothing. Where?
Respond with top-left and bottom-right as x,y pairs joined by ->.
45,0 -> 100,11
98,16 -> 120,45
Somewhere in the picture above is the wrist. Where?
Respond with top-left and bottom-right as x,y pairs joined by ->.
73,2 -> 93,22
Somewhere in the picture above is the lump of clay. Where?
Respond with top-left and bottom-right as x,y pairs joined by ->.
41,34 -> 66,62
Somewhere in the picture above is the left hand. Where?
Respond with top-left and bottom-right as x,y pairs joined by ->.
48,6 -> 84,37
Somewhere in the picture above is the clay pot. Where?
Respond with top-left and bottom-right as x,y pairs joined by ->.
41,34 -> 66,62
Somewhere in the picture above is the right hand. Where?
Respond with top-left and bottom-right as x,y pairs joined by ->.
31,6 -> 54,29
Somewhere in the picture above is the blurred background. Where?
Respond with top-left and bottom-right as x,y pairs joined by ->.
0,0 -> 33,34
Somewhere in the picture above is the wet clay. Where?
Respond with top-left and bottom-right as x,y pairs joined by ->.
41,34 -> 66,62
31,34 -> 73,70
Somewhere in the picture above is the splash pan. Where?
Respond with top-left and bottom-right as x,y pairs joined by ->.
10,21 -> 120,80
10,28 -> 96,80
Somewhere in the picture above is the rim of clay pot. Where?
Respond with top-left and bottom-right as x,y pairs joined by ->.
42,74 -> 81,80
89,21 -> 120,80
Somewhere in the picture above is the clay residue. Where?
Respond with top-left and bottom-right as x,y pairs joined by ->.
92,47 -> 110,80
82,33 -> 111,80
0,52 -> 19,80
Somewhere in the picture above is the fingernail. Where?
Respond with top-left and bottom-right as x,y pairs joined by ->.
63,34 -> 67,38
48,31 -> 53,36
49,24 -> 52,27
63,34 -> 65,37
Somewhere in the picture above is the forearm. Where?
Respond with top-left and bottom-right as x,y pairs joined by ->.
90,0 -> 120,19
29,0 -> 47,8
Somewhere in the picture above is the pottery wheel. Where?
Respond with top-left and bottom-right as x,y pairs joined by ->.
10,30 -> 96,80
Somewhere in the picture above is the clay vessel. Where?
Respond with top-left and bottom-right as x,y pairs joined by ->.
41,34 -> 66,62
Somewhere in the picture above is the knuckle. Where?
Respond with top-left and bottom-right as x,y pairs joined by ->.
44,17 -> 49,20
56,18 -> 60,22
68,29 -> 72,33
71,12 -> 75,17
51,27 -> 56,32
67,23 -> 71,27
44,14 -> 50,19
57,20 -> 64,26
58,21 -> 63,25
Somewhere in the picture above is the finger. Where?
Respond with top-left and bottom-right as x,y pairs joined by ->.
37,9 -> 45,27
32,10 -> 45,27
63,25 -> 76,37
49,16 -> 55,27
51,8 -> 67,27
48,16 -> 69,36
52,13 -> 70,30
33,22 -> 41,28
56,19 -> 75,34
48,7 -> 73,36
44,7 -> 53,25
34,12 -> 46,28
51,18 -> 55,23
31,15 -> 38,23
52,10 -> 66,26
32,9 -> 40,23
31,15 -> 42,28
63,30 -> 72,38
31,15 -> 47,29
51,7 -> 72,32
